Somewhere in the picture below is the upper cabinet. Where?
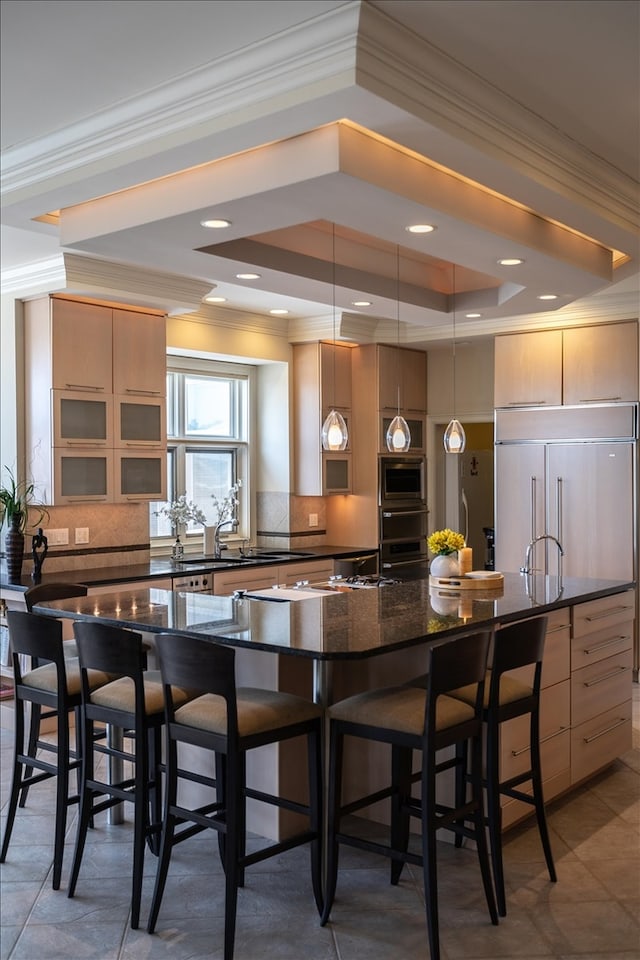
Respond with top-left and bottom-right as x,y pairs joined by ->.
563,322 -> 638,404
377,344 -> 427,413
494,321 -> 639,408
24,296 -> 167,505
292,341 -> 353,496
494,330 -> 563,407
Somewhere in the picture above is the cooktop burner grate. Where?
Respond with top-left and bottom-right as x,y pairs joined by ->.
343,575 -> 401,588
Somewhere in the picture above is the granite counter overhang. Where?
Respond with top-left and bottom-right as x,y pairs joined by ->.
31,573 -> 637,662
0,545 -> 375,593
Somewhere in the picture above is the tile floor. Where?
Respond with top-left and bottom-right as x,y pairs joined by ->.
1,685 -> 638,960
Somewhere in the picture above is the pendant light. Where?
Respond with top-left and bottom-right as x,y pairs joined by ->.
386,245 -> 411,453
321,224 -> 348,451
443,263 -> 466,454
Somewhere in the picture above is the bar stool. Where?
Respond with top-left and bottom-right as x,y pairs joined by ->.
146,632 -> 324,960
67,621 -> 168,929
320,631 -> 498,960
0,610 -> 109,889
21,582 -> 88,803
450,616 -> 556,916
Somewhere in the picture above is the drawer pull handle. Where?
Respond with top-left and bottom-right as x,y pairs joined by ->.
66,497 -> 106,502
124,388 -> 162,396
583,666 -> 629,687
64,383 -> 104,391
583,717 -> 628,744
123,442 -> 162,447
579,396 -> 622,403
511,725 -> 568,757
584,605 -> 632,622
64,441 -> 106,447
507,400 -> 547,406
583,635 -> 630,655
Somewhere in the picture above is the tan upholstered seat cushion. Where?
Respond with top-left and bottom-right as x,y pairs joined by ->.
90,670 -> 191,716
23,658 -> 112,697
174,687 -> 323,738
450,670 -> 533,708
327,685 -> 475,736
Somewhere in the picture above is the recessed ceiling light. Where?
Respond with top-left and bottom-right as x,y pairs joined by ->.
269,308 -> 289,315
406,224 -> 436,234
466,313 -> 482,319
200,218 -> 231,228
236,272 -> 261,280
537,294 -> 558,301
204,295 -> 227,303
497,258 -> 524,266
352,300 -> 371,307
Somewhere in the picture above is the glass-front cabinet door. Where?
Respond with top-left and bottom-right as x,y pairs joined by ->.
114,450 -> 167,502
53,390 -> 113,446
114,395 -> 166,448
52,449 -> 113,503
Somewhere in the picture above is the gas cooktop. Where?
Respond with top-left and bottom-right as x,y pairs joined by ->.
312,574 -> 402,591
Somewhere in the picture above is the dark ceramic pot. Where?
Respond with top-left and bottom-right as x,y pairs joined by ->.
5,516 -> 25,583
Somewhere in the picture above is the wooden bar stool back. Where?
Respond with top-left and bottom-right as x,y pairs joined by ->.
20,582 -> 88,804
320,630 -> 498,960
147,632 -> 324,960
67,620 -> 166,929
451,615 -> 556,916
0,609 -> 95,889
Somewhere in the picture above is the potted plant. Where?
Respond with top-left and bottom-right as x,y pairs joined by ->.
427,527 -> 465,579
0,467 -> 49,582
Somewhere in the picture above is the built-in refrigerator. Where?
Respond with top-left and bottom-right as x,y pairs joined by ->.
494,403 -> 638,674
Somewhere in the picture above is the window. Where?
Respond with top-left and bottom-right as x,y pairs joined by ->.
150,358 -> 250,545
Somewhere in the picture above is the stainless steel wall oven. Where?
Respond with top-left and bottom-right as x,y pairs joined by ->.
379,456 -> 428,579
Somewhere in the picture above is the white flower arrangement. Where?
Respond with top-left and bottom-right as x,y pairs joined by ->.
155,495 -> 207,531
210,481 -> 242,526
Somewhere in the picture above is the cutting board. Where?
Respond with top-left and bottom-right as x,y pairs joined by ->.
429,572 -> 504,591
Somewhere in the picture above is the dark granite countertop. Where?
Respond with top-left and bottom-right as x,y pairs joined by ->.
33,572 -> 635,661
0,545 -> 375,592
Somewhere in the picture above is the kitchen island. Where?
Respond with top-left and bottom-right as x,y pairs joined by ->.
33,571 -> 636,838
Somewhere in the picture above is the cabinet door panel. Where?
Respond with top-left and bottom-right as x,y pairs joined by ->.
51,299 -> 112,392
53,390 -> 113,446
547,443 -> 634,580
54,450 -> 112,503
112,309 -> 166,396
494,443 -> 545,573
114,451 -> 166,502
563,322 -> 638,404
115,396 -> 166,447
494,331 -> 562,407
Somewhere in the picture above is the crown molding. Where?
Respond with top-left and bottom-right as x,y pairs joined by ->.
1,253 -> 212,314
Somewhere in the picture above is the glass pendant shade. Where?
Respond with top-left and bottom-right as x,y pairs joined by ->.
322,409 -> 348,451
386,414 -> 411,453
443,418 -> 466,454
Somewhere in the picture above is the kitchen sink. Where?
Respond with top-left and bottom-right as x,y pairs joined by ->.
177,556 -> 252,565
242,549 -> 312,559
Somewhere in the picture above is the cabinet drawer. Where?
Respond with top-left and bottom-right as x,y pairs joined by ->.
571,699 -> 632,784
500,680 -> 570,785
571,648 -> 633,727
280,560 -> 335,588
542,620 -> 571,688
572,592 -> 636,638
571,618 -> 633,670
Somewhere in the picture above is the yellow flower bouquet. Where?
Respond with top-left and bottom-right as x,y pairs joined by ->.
427,528 -> 465,556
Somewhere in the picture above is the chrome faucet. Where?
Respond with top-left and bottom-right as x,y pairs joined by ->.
213,518 -> 238,559
520,534 -> 564,574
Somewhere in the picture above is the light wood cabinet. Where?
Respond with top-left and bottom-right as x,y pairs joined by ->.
563,322 -> 638,404
494,330 -> 563,407
24,296 -> 167,504
377,344 -> 427,413
292,342 -> 352,496
213,559 -> 335,595
494,321 -> 639,407
570,592 -> 634,783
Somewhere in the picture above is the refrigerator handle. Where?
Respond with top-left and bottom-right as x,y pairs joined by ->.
530,476 -> 537,541
556,476 -> 564,578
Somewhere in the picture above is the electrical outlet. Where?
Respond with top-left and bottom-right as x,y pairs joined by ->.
309,513 -> 318,527
75,527 -> 89,544
45,528 -> 69,546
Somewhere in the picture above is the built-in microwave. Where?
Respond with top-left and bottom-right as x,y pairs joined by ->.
379,456 -> 425,504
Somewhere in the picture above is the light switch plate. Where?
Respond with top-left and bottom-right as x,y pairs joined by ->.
75,527 -> 89,544
45,528 -> 69,546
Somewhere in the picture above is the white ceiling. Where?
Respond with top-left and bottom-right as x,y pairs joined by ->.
1,0 -> 638,347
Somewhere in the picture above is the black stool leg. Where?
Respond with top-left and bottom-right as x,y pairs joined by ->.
224,754 -> 241,960
307,724 -> 324,915
422,752 -> 441,960
147,738 -> 178,934
0,694 -> 26,863
52,707 -> 71,890
68,713 -> 96,900
470,728 -> 499,926
390,744 -> 412,885
320,723 -> 344,927
19,702 -> 41,807
530,710 -> 557,884
486,712 -> 506,916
